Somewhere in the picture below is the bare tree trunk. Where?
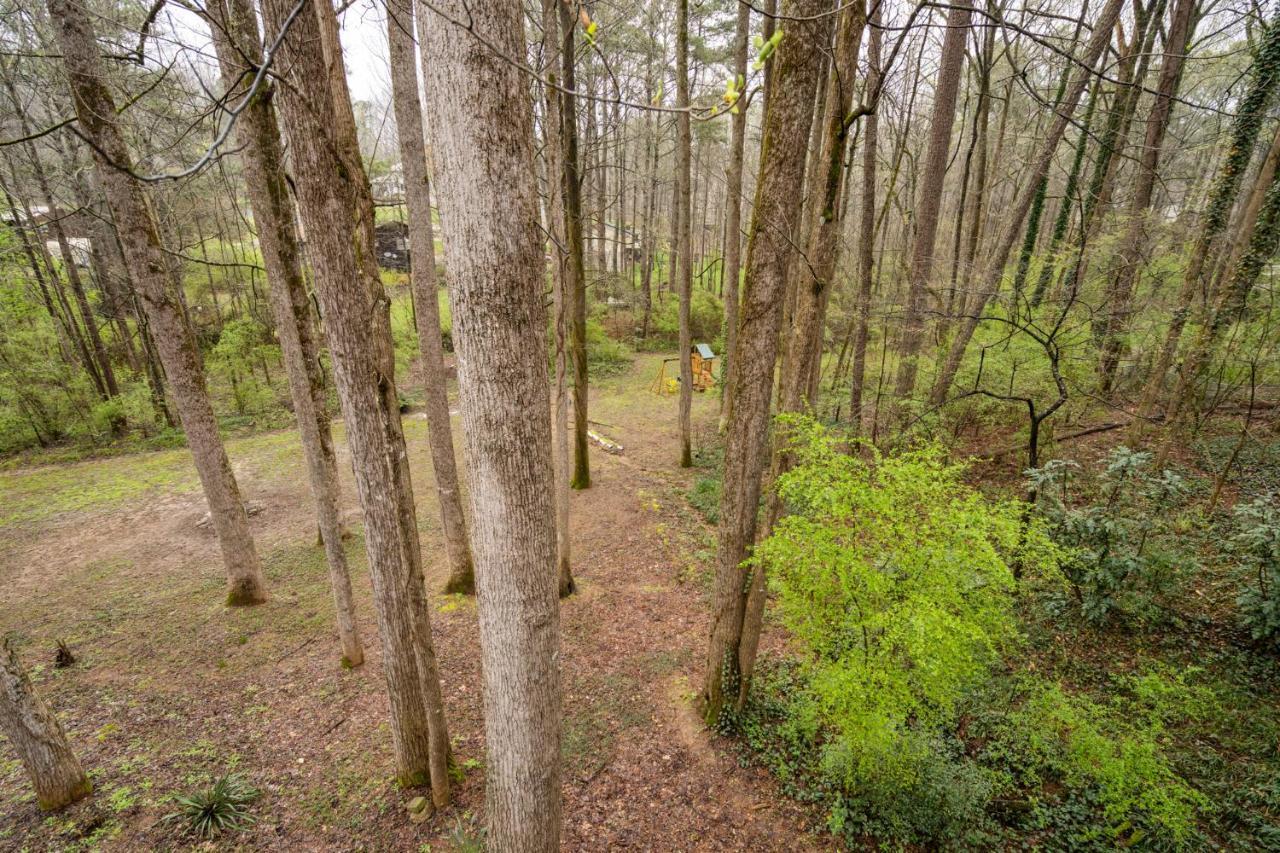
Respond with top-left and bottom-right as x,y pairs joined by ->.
892,0 -> 972,403
385,0 -> 476,596
783,1 -> 866,414
264,0 -> 450,802
312,5 -> 453,800
48,0 -> 267,606
848,0 -> 882,430
418,0 -> 562,846
207,0 -> 362,661
640,100 -> 659,339
701,0 -> 826,725
541,0 -> 575,598
944,15 -> 994,338
719,0 -> 751,426
557,0 -> 591,490
931,0 -> 1126,406
676,0 -> 694,467
0,638 -> 91,811
1097,0 -> 1196,392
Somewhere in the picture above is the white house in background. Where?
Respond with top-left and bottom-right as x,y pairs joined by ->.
1,204 -> 92,268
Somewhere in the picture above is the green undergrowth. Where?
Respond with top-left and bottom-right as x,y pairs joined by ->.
718,418 -> 1280,849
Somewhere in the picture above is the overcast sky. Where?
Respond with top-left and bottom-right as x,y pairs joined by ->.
335,0 -> 391,103
159,0 -> 392,104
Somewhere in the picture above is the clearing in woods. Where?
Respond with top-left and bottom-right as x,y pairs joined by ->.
0,353 -> 826,850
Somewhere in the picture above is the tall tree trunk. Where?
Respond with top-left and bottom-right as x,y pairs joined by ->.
931,0 -> 1126,405
48,0 -> 267,606
313,5 -> 453,796
848,0 -> 882,430
720,0 -> 751,425
783,0 -> 866,414
263,0 -> 450,802
557,0 -> 590,490
892,0 -> 972,403
0,638 -> 91,810
385,0 -> 477,596
1029,75 -> 1099,307
1135,11 -> 1280,434
207,0 -> 362,662
418,0 -> 562,846
639,99 -> 659,339
1059,0 -> 1163,297
1097,0 -> 1196,392
676,0 -> 694,468
701,0 -> 826,725
945,14 -> 995,337
541,0 -> 576,597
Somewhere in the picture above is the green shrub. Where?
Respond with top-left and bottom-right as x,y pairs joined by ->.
687,475 -> 720,525
89,397 -> 127,437
163,774 -> 259,839
209,318 -> 278,415
641,289 -> 723,349
585,318 -> 633,376
1028,448 -> 1198,625
976,674 -> 1210,847
1231,497 -> 1280,645
746,416 -> 1057,841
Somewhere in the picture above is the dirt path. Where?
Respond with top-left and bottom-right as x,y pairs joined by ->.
0,354 -> 827,851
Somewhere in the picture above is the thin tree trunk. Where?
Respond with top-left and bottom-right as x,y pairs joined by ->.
892,0 -> 972,402
418,0 -> 562,845
48,0 -> 267,606
720,0 -> 748,407
541,0 -> 575,597
676,0 -> 694,468
0,638 -> 91,810
264,0 -> 450,802
386,0 -> 476,596
701,0 -> 826,725
207,0 -> 362,662
640,99 -> 659,339
557,0 -> 590,490
848,0 -> 882,429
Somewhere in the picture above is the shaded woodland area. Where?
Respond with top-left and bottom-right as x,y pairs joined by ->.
3,0 -> 1280,848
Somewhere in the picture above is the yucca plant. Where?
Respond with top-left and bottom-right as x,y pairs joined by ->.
164,774 -> 259,838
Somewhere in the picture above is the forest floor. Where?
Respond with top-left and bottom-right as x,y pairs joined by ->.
0,352 -> 832,851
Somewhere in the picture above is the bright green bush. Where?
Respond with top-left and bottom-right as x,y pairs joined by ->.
585,317 -> 633,376
978,673 -> 1211,847
209,318 -> 278,415
752,417 -> 1057,823
642,289 -> 723,349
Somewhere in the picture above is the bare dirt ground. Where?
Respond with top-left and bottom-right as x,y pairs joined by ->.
0,353 -> 829,851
